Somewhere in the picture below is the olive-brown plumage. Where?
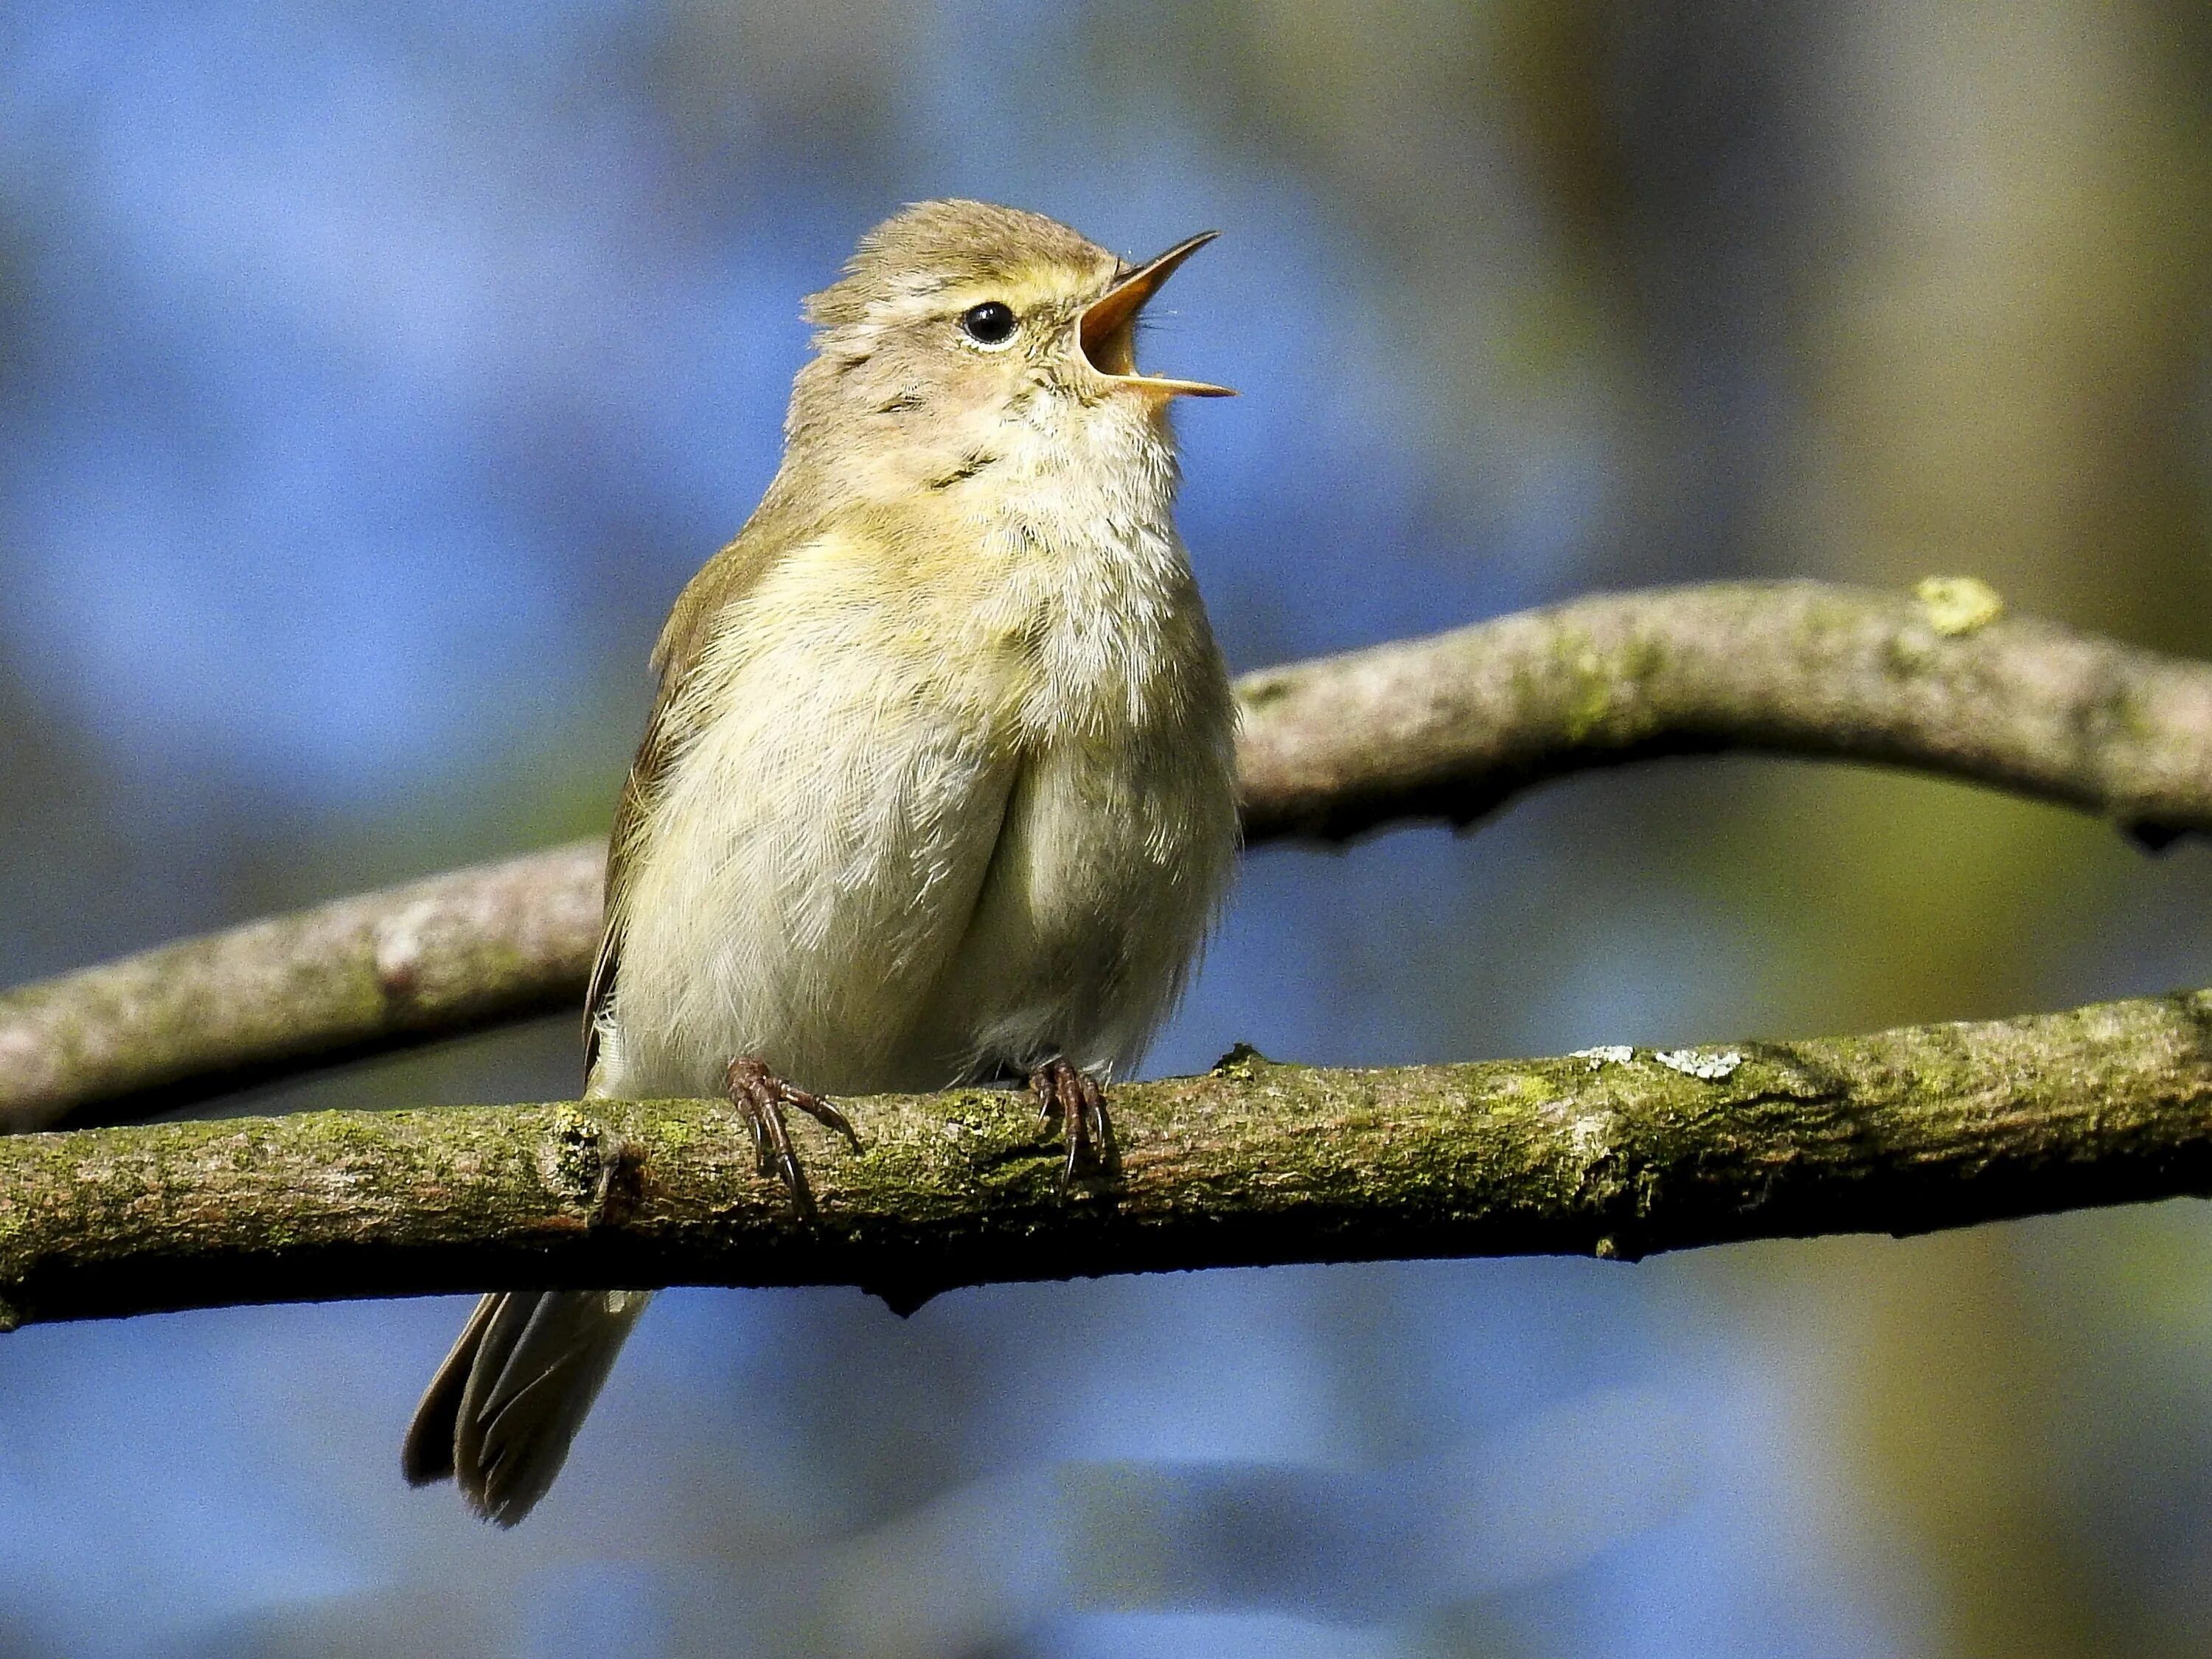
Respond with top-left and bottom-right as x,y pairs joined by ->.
405,200 -> 1239,1524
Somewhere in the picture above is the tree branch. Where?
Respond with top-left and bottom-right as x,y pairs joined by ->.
7,578 -> 2212,1131
1232,577 -> 2212,844
0,846 -> 606,1130
5,989 -> 2211,1329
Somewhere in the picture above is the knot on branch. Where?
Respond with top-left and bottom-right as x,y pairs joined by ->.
1556,1103 -> 1646,1261
372,902 -> 439,1005
535,1108 -> 647,1228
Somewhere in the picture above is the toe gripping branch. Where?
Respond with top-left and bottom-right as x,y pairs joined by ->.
725,1057 -> 861,1219
723,1053 -> 1115,1217
1028,1057 -> 1119,1190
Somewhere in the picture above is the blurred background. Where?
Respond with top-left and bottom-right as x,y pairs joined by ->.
3,1 -> 2212,1654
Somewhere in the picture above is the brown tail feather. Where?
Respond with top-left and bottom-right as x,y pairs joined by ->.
403,1289 -> 652,1525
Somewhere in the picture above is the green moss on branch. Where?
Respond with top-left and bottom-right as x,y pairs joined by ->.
5,989 -> 2211,1326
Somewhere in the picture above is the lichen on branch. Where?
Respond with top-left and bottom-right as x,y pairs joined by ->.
5,989 -> 2211,1329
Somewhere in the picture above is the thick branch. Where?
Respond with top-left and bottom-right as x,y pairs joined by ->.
4,990 -> 2211,1329
7,578 -> 2212,1130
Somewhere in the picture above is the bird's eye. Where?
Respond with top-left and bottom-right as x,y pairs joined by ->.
959,302 -> 1018,346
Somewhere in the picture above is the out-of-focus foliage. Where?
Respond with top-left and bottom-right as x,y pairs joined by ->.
2,2 -> 2211,1655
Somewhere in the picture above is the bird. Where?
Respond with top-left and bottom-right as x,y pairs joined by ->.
401,200 -> 1242,1525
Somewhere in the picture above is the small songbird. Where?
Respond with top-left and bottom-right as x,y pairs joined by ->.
401,201 -> 1241,1524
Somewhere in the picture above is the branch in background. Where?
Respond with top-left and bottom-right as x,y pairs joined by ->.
1233,577 -> 2212,841
5,988 -> 2211,1329
7,578 -> 2212,1131
0,847 -> 605,1130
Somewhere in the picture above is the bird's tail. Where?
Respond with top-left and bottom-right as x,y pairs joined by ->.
402,1287 -> 653,1526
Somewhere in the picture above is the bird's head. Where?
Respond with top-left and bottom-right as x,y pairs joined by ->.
783,200 -> 1230,502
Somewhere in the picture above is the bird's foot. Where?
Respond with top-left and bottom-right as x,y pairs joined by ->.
1028,1057 -> 1117,1190
726,1057 -> 860,1219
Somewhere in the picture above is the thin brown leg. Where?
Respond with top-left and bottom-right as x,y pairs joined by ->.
726,1057 -> 856,1218
1028,1057 -> 1117,1189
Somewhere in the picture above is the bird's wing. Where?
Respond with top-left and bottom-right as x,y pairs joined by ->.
582,517 -> 800,1083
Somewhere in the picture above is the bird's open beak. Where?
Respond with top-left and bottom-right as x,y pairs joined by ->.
1079,231 -> 1236,398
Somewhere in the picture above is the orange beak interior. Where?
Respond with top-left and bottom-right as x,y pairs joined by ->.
1077,232 -> 1235,397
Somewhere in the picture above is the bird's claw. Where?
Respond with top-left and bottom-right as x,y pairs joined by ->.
1028,1058 -> 1117,1190
726,1057 -> 858,1219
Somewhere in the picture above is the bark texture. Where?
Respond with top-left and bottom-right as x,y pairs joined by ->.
6,578 -> 2212,1131
1234,577 -> 2212,843
0,847 -> 605,1129
5,990 -> 2211,1329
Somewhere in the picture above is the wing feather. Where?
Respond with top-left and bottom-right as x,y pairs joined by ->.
582,521 -> 799,1085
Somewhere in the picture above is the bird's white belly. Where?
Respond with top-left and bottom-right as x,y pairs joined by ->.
893,729 -> 1233,1084
594,480 -> 1237,1102
598,689 -> 1231,1099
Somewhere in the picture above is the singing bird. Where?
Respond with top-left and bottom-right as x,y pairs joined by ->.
403,201 -> 1242,1524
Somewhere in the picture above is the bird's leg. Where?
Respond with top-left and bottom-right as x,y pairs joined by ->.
725,1056 -> 860,1219
1028,1057 -> 1117,1189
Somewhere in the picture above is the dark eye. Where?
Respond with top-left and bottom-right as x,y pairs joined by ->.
959,301 -> 1017,345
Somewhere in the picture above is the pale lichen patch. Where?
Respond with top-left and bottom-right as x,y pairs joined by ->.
1654,1048 -> 1743,1081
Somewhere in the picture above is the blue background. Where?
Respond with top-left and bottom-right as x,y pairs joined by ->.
4,2 -> 2212,1654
